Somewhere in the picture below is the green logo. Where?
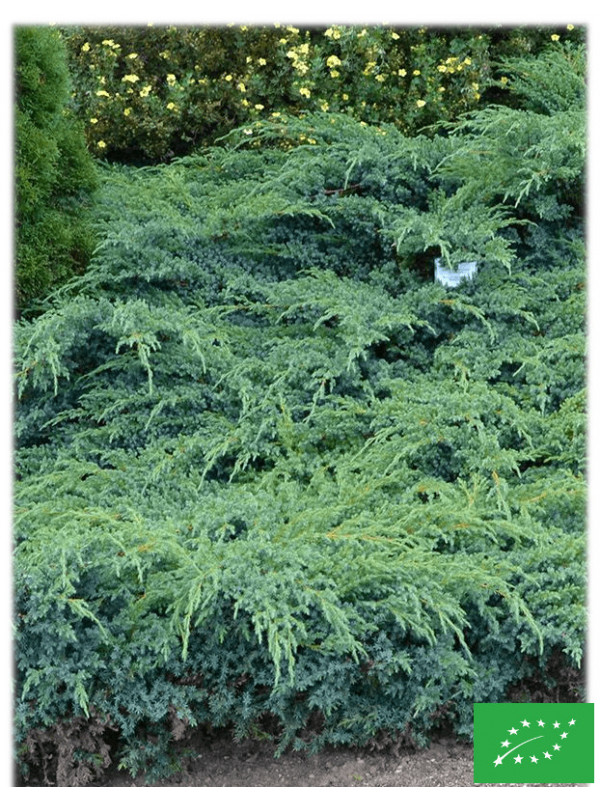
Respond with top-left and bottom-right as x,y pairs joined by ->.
474,703 -> 594,784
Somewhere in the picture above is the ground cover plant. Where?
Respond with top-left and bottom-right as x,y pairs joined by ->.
14,35 -> 586,786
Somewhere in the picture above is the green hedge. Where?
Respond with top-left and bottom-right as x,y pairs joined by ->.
62,23 -> 583,163
15,26 -> 98,315
14,42 -> 585,785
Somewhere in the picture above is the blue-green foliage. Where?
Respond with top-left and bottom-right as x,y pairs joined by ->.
15,43 -> 585,784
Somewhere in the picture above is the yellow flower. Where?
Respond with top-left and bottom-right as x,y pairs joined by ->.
357,29 -> 367,38
342,93 -> 349,100
438,86 -> 446,93
363,60 -> 376,75
500,76 -> 509,85
299,87 -> 311,98
298,43 -> 309,55
463,57 -> 472,65
159,50 -> 170,59
567,24 -> 575,31
167,102 -> 177,110
127,53 -> 138,59
416,99 -> 426,107
330,70 -> 340,78
413,69 -> 421,76
279,38 -> 288,44
167,74 -> 177,85
391,32 -> 400,40
471,82 -> 479,90
437,65 -> 447,72
258,57 -> 267,65
271,111 -> 281,117
240,25 -> 248,31
326,55 -> 342,68
99,76 -> 106,85
375,74 -> 386,82
295,62 -> 309,75
254,103 -> 264,110
286,25 -> 299,34
551,34 -> 560,41
123,108 -> 132,116
122,74 -> 140,83
81,42 -> 90,52
90,117 -> 98,124
97,140 -> 106,148
398,69 -> 407,77
101,39 -> 115,47
95,90 -> 110,97
241,98 -> 250,106
320,101 -> 329,111
237,82 -> 246,92
307,137 -> 317,144
286,49 -> 297,60
139,85 -> 152,97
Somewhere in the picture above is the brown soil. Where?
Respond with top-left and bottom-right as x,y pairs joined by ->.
94,730 -> 586,788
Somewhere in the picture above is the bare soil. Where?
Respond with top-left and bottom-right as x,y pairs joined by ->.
94,730 -> 586,788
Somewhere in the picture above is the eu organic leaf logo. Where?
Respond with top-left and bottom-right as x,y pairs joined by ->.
474,703 -> 594,784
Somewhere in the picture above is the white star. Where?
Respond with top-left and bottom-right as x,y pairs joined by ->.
501,740 -> 510,748
543,751 -> 552,759
553,744 -> 561,751
530,755 -> 538,764
537,719 -> 545,727
514,755 -> 523,764
494,755 -> 503,767
553,721 -> 560,729
520,719 -> 531,728
508,727 -> 519,735
560,732 -> 568,740
568,719 -> 576,726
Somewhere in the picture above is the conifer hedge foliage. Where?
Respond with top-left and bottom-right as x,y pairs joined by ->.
15,26 -> 98,315
14,39 -> 586,785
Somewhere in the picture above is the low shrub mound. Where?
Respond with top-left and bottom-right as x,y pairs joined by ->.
14,43 -> 585,785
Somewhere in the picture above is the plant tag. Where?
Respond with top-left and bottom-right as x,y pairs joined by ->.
434,259 -> 478,287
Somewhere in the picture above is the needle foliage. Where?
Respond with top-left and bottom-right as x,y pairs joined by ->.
14,42 -> 585,784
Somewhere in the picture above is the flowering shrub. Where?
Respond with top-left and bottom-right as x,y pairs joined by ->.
62,23 -> 583,163
14,43 -> 585,784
